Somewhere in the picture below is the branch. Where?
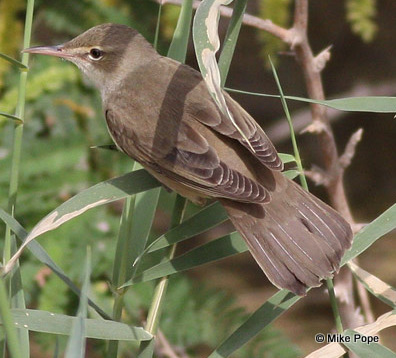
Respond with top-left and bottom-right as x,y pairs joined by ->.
156,329 -> 189,358
153,0 -> 292,42
290,0 -> 370,336
291,0 -> 354,223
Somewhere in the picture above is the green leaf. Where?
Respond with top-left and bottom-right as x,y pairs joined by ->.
208,290 -> 301,358
0,209 -> 27,244
0,208 -> 111,319
348,262 -> 396,308
193,0 -> 252,148
0,52 -> 28,70
126,232 -> 246,286
218,0 -> 247,85
283,170 -> 300,180
343,329 -> 396,357
3,169 -> 160,274
278,153 -> 296,164
0,111 -> 23,123
284,95 -> 396,113
226,87 -> 396,113
145,201 -> 228,254
137,339 -> 155,358
341,203 -> 396,265
269,56 -> 308,190
112,185 -> 162,290
319,96 -> 395,113
167,0 -> 193,62
6,309 -> 152,341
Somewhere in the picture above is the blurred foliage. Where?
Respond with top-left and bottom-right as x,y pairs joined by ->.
0,0 -> 24,89
0,63 -> 79,122
161,4 -> 182,41
346,0 -> 378,42
257,0 -> 291,66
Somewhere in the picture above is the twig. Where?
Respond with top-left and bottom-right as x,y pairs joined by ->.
290,0 -> 364,334
339,128 -> 363,170
304,165 -> 329,186
313,45 -> 332,72
292,0 -> 354,222
156,329 -> 189,358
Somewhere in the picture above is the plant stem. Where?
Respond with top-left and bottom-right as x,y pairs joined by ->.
2,2 -> 35,357
138,195 -> 187,357
4,0 -> 35,262
0,279 -> 22,358
145,195 -> 186,335
153,2 -> 163,50
326,278 -> 344,333
106,194 -> 135,358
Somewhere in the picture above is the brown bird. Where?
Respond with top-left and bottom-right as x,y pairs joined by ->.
24,23 -> 352,295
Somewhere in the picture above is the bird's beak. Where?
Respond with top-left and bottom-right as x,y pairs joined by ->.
22,45 -> 73,59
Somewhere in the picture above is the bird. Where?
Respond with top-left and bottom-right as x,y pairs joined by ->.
24,23 -> 352,295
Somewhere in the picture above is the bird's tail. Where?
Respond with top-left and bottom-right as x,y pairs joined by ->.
219,179 -> 352,295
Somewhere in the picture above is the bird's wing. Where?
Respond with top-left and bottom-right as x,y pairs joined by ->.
174,61 -> 283,171
105,108 -> 270,204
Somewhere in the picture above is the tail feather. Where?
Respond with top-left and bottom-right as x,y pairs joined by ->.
220,179 -> 353,295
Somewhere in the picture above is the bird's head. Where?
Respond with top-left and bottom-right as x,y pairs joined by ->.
24,23 -> 157,93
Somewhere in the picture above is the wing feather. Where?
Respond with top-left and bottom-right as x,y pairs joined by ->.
106,109 -> 270,203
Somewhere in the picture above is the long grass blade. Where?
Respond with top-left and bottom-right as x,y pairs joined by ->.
208,290 -> 301,358
218,0 -> 247,84
138,201 -> 228,257
226,87 -> 396,113
342,329 -> 396,357
0,52 -> 28,70
167,0 -> 193,62
0,112 -> 23,123
3,169 -> 160,275
4,309 -> 152,341
341,203 -> 396,265
126,232 -> 245,286
0,279 -> 23,358
193,0 -> 253,149
348,262 -> 396,308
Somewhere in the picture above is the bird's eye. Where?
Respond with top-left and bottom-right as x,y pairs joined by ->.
89,48 -> 103,60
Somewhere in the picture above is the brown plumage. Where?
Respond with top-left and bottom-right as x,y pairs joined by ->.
25,23 -> 352,295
